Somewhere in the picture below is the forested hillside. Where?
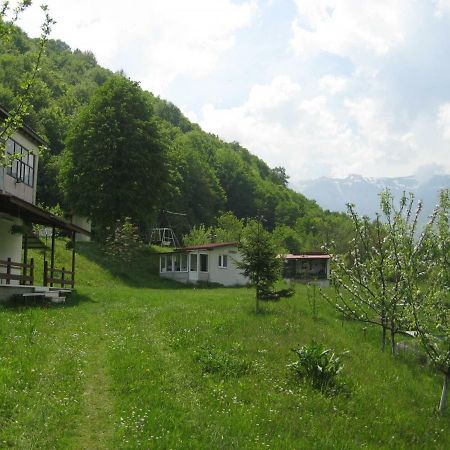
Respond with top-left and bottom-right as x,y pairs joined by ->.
0,25 -> 352,250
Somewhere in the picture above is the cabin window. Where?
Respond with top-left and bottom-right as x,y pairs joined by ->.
200,254 -> 208,272
6,138 -> 35,187
181,254 -> 188,272
174,254 -> 181,272
160,255 -> 166,272
218,254 -> 228,268
166,254 -> 173,271
190,254 -> 197,271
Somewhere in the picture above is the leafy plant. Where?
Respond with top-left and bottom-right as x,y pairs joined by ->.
288,341 -> 346,393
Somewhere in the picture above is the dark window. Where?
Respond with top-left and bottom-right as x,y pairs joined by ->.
181,254 -> 188,272
200,254 -> 208,272
5,138 -> 35,187
218,254 -> 228,268
160,256 -> 166,272
190,254 -> 197,271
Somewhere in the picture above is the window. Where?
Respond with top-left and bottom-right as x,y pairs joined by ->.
190,253 -> 197,272
218,254 -> 228,268
200,254 -> 208,272
160,255 -> 166,272
166,254 -> 173,272
174,254 -> 181,272
181,254 -> 188,272
5,138 -> 35,187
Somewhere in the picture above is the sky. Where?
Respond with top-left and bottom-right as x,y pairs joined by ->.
15,0 -> 450,185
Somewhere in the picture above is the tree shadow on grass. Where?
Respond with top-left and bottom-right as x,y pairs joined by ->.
76,242 -> 189,290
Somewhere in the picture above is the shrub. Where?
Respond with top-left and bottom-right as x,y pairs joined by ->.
104,217 -> 143,262
288,341 -> 346,393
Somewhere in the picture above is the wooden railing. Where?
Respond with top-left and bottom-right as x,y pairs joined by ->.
0,258 -> 34,285
43,260 -> 74,288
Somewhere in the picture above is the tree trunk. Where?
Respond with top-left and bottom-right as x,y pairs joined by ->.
439,373 -> 449,414
255,288 -> 260,313
390,326 -> 396,356
381,325 -> 387,352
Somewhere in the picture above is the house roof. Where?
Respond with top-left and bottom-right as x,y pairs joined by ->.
0,105 -> 48,147
284,253 -> 331,260
0,192 -> 90,235
181,242 -> 239,251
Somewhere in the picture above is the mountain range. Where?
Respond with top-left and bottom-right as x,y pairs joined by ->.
295,174 -> 450,220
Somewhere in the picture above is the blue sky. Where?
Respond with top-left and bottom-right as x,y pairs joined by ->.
17,0 -> 450,184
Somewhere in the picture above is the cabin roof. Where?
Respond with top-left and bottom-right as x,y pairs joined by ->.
181,242 -> 238,251
0,105 -> 48,147
284,253 -> 331,260
0,192 -> 90,235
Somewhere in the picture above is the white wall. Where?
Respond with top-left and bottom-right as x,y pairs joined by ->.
0,215 -> 23,285
208,246 -> 248,286
159,246 -> 248,286
1,131 -> 39,204
71,215 -> 91,242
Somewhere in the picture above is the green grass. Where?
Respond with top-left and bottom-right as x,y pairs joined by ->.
1,240 -> 449,449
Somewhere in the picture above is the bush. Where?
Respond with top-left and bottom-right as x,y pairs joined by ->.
288,341 -> 346,393
104,217 -> 143,262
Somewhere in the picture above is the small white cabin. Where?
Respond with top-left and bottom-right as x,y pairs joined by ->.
159,242 -> 248,286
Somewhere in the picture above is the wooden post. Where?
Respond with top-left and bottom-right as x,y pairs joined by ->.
50,227 -> 55,288
71,231 -> 76,288
30,258 -> 34,285
6,257 -> 11,285
43,260 -> 48,287
61,267 -> 65,287
23,233 -> 28,283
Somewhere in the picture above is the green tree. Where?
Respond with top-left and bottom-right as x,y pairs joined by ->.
182,224 -> 213,246
60,75 -> 167,234
0,1 -> 54,166
237,219 -> 282,312
406,189 -> 450,413
215,212 -> 244,242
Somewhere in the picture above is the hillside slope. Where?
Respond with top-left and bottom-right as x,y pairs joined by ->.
0,25 -> 333,237
1,241 -> 449,449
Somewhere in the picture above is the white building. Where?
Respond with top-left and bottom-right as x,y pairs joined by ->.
159,242 -> 248,286
0,105 -> 90,300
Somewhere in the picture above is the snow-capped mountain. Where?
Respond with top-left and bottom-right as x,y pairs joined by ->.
295,174 -> 450,219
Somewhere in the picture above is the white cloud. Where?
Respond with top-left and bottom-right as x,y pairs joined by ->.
318,75 -> 348,94
199,75 -> 450,182
290,0 -> 409,58
434,0 -> 450,16
437,103 -> 450,140
17,0 -> 258,95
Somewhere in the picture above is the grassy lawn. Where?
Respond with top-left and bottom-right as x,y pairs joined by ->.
1,241 -> 449,449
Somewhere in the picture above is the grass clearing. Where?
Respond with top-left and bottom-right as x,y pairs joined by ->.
1,241 -> 449,449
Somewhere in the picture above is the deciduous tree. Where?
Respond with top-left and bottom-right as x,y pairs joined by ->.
60,75 -> 168,234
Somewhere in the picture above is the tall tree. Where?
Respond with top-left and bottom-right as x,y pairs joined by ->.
237,219 -> 282,313
60,75 -> 167,234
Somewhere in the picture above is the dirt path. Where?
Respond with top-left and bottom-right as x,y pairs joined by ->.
75,323 -> 115,449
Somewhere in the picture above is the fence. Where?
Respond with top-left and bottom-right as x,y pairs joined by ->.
43,260 -> 74,288
0,258 -> 34,285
